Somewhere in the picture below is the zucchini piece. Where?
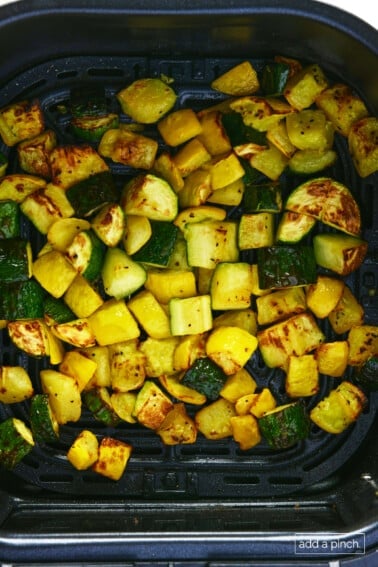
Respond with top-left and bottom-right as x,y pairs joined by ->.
66,171 -> 118,217
257,245 -> 317,289
116,77 -> 177,124
313,233 -> 368,276
286,109 -> 334,151
182,356 -> 228,401
0,238 -> 32,282
169,295 -> 213,336
71,114 -> 119,142
0,280 -> 45,319
65,230 -> 105,282
184,220 -> 239,269
288,149 -> 337,175
276,211 -> 316,243
83,387 -> 121,427
259,401 -> 310,449
70,85 -> 107,117
242,182 -> 282,213
29,393 -> 60,443
121,174 -> 178,222
132,220 -> 179,267
221,112 -> 267,147
101,247 -> 146,299
0,200 -> 20,238
353,357 -> 378,391
249,143 -> 288,181
0,417 -> 34,469
261,62 -> 290,96
210,262 -> 253,310
285,177 -> 361,236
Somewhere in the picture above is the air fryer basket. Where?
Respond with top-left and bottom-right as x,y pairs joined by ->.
0,1 -> 377,564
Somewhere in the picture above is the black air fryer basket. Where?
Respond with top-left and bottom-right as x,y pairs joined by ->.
0,1 -> 377,564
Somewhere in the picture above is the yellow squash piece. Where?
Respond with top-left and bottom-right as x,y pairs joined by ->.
92,437 -> 132,481
40,369 -> 81,424
0,366 -> 34,404
157,403 -> 197,445
285,354 -> 319,398
67,430 -> 99,470
88,299 -> 140,346
211,61 -> 260,96
230,414 -> 261,451
206,325 -> 258,375
59,350 -> 98,392
133,380 -> 173,430
195,397 -> 236,440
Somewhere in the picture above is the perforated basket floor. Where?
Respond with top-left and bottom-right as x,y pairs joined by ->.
0,54 -> 377,498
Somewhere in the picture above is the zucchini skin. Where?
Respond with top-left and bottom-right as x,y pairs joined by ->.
182,356 -> 227,401
221,112 -> 266,147
259,401 -> 310,449
0,238 -> 32,282
261,62 -> 290,96
132,220 -> 179,267
0,279 -> 45,319
66,171 -> 118,217
242,183 -> 282,213
30,393 -> 60,443
43,296 -> 76,325
0,200 -> 20,238
0,417 -> 34,469
257,245 -> 317,289
69,85 -> 107,118
83,388 -> 122,427
354,357 -> 378,391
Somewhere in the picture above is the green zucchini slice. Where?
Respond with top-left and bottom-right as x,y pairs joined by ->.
83,387 -> 121,427
30,394 -> 60,443
261,62 -> 291,96
102,247 -> 146,299
0,279 -> 45,319
132,220 -> 179,267
258,401 -> 310,449
43,296 -> 76,325
0,238 -> 32,282
242,182 -> 282,213
66,171 -> 118,218
0,200 -> 20,238
70,113 -> 119,143
65,230 -> 105,282
182,357 -> 227,401
276,211 -> 316,243
69,85 -> 108,118
0,417 -> 34,469
257,245 -> 317,289
353,357 -> 378,391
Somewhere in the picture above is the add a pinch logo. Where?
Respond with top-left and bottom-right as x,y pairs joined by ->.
295,533 -> 365,555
